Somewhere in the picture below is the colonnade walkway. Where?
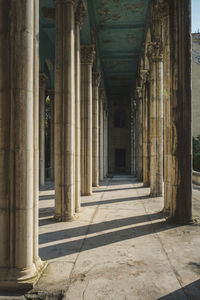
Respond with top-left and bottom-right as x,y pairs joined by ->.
29,176 -> 200,299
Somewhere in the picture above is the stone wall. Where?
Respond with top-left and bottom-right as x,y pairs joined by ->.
192,33 -> 200,137
108,95 -> 131,174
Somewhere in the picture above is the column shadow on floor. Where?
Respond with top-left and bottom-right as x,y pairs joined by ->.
39,212 -> 163,244
39,214 -> 179,260
81,195 -> 150,207
156,279 -> 200,300
93,185 -> 146,193
39,194 -> 55,201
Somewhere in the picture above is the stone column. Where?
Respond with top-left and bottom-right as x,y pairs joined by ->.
136,87 -> 143,182
92,71 -> 101,186
161,3 -> 171,214
33,0 -> 43,274
0,0 -> 44,289
99,89 -> 104,181
54,0 -> 76,221
141,70 -> 150,187
168,0 -> 192,222
133,100 -> 137,177
75,2 -> 86,211
147,41 -> 164,197
81,45 -> 95,195
47,89 -> 55,181
103,104 -> 108,178
39,73 -> 48,186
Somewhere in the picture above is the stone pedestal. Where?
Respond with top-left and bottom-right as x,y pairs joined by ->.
39,73 -> 48,186
81,45 -> 95,195
168,0 -> 192,222
75,2 -> 86,211
148,42 -> 164,197
0,0 -> 44,289
92,71 -> 101,186
54,0 -> 76,221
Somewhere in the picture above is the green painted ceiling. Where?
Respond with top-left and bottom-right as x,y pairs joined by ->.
40,0 -> 150,95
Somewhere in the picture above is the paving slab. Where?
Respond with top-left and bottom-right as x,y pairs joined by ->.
1,177 -> 200,299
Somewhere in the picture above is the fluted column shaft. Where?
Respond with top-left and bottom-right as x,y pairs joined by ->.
141,71 -> 150,187
81,45 -> 95,195
148,42 -> 164,196
48,89 -> 55,181
136,87 -> 143,181
54,0 -> 76,221
75,2 -> 85,211
162,6 -> 171,214
103,105 -> 108,178
99,90 -> 104,181
0,0 -> 43,289
92,71 -> 101,186
39,73 -> 48,186
168,0 -> 192,222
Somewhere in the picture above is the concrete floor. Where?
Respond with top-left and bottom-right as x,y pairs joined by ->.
1,176 -> 200,299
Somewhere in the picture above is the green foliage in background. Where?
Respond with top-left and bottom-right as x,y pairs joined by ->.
193,135 -> 200,171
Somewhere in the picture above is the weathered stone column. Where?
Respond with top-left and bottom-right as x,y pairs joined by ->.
141,70 -> 150,187
136,87 -> 143,182
33,0 -> 43,275
81,45 -> 95,195
92,71 -> 101,186
39,73 -> 48,186
147,41 -> 164,197
54,0 -> 76,221
47,89 -> 55,181
168,0 -> 192,222
0,0 -> 44,289
162,3 -> 171,214
103,104 -> 108,178
75,2 -> 86,211
133,100 -> 137,177
99,89 -> 104,181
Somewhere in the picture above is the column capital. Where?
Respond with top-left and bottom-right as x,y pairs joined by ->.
145,71 -> 150,84
81,45 -> 95,64
92,71 -> 101,87
147,42 -> 163,62
39,73 -> 48,87
153,0 -> 169,19
136,87 -> 143,101
75,1 -> 86,28
139,69 -> 149,86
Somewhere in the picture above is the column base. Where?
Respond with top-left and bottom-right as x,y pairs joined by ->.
161,207 -> 170,216
0,260 -> 47,291
92,184 -> 99,187
166,216 -> 195,225
53,213 -> 78,222
81,192 -> 93,196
